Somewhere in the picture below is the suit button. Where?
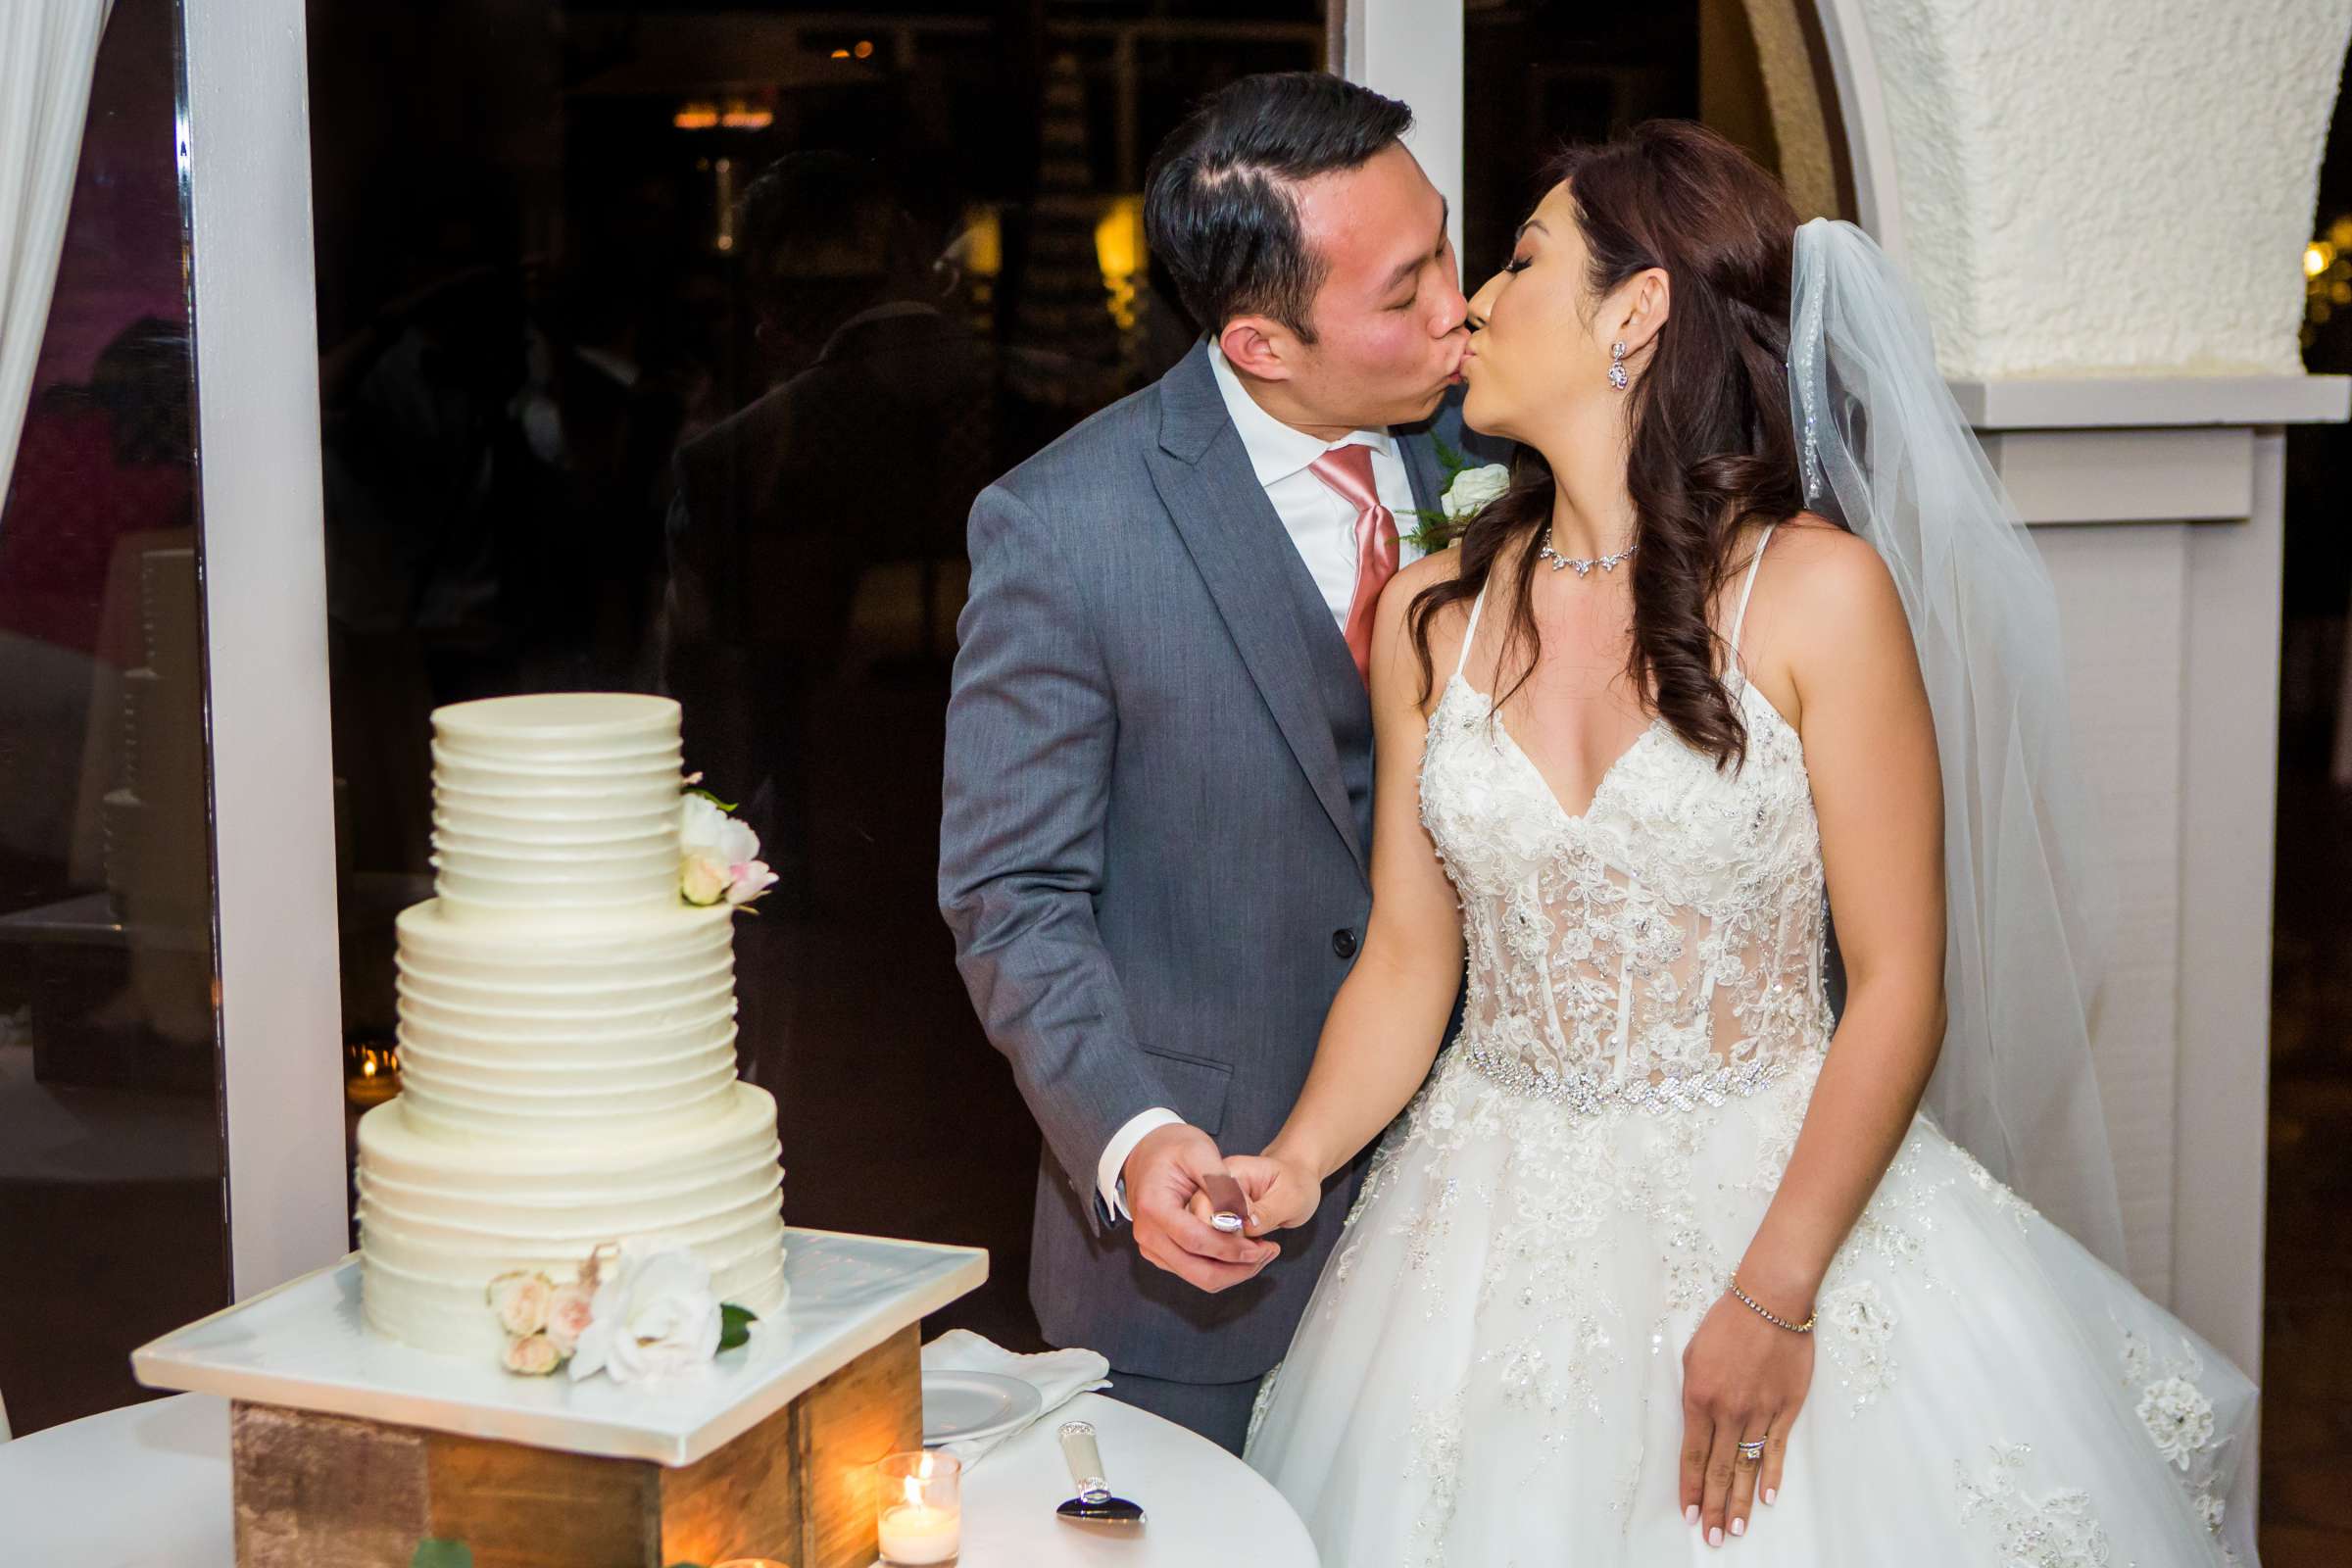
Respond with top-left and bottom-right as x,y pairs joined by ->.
1332,928 -> 1358,959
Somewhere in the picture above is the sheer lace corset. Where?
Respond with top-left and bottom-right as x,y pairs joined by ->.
1419,575 -> 1833,1113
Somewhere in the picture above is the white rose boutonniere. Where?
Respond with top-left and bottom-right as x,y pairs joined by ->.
1403,437 -> 1512,553
1442,462 -> 1511,521
678,781 -> 776,910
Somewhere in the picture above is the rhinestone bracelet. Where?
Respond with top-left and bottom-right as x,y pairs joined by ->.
1728,1276 -> 1816,1334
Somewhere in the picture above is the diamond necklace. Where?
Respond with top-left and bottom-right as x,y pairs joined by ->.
1537,528 -> 1640,576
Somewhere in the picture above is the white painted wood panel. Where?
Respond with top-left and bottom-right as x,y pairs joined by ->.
1989,429 -> 2253,525
1341,0 -> 1463,261
183,0 -> 351,1297
2033,522 -> 2188,1301
2171,438 -> 2285,1384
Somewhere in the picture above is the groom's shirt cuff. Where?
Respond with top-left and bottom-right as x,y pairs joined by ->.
1097,1106 -> 1184,1223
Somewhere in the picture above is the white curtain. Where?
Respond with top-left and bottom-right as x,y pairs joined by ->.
0,0 -> 114,511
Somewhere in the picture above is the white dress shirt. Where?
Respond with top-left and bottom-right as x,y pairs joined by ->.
1095,345 -> 1424,1220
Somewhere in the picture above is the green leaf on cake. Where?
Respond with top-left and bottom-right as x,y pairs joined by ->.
718,1301 -> 760,1352
412,1541 -> 474,1568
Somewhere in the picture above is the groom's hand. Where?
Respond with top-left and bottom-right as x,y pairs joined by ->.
1123,1124 -> 1279,1294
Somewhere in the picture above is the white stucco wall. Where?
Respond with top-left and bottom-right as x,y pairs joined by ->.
1858,0 -> 2351,378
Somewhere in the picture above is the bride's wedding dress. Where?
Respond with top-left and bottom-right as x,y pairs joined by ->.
1244,527 -> 2259,1566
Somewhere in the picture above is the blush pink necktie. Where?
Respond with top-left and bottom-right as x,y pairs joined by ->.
1307,443 -> 1398,687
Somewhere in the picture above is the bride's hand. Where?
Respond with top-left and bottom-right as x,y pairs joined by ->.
1215,1151 -> 1324,1236
1678,1287 -> 1814,1546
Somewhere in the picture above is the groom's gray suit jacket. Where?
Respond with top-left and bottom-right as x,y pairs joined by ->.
940,340 -> 1505,1383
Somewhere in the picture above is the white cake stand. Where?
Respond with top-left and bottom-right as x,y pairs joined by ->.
133,1227 -> 986,1467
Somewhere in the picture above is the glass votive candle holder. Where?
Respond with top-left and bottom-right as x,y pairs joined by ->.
877,1449 -> 961,1565
342,1037 -> 401,1108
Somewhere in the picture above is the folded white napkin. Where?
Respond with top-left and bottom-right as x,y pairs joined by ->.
920,1329 -> 1111,1467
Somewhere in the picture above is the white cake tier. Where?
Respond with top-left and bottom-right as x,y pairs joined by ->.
355,1082 -> 788,1356
428,692 -> 687,918
392,899 -> 740,1144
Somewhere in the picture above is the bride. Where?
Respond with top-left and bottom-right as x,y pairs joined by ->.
1224,122 -> 2258,1564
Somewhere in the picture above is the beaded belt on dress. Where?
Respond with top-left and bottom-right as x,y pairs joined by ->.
1462,1043 -> 1789,1114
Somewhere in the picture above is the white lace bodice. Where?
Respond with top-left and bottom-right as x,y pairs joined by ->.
1419,526 -> 1834,1111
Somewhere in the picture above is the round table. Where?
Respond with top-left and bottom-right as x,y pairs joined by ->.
0,1390 -> 1317,1567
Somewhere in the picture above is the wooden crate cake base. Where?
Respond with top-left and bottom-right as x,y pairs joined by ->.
132,1235 -> 988,1568
231,1323 -> 920,1568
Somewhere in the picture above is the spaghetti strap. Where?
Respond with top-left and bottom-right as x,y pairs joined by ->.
1726,522 -> 1779,666
1452,585 -> 1490,686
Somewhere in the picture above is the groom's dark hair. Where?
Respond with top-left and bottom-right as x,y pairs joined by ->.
1144,73 -> 1413,345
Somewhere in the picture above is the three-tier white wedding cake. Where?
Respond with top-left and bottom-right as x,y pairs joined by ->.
355,693 -> 788,1357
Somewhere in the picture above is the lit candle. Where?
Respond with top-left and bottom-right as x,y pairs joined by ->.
876,1450 -> 961,1565
343,1040 -> 401,1107
878,1501 -> 958,1564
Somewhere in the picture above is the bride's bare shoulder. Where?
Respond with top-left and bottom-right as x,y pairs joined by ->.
1752,513 -> 1914,676
1762,513 -> 1894,601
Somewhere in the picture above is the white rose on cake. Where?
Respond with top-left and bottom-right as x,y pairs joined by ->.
680,792 -> 759,867
679,789 -> 776,908
490,1238 -> 760,1380
568,1239 -> 724,1384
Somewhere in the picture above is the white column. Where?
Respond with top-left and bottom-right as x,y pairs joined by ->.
1341,0 -> 1463,260
182,0 -> 349,1298
1854,0 -> 2351,379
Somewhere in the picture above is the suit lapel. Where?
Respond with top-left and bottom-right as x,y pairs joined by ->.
1397,422 -> 1447,518
1151,346 -> 1369,883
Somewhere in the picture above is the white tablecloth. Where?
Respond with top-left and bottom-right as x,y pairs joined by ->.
0,1390 -> 1317,1567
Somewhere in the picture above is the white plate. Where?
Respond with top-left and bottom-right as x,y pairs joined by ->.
923,1369 -> 1044,1446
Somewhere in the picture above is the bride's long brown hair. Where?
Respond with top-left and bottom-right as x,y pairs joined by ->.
1410,121 -> 1813,769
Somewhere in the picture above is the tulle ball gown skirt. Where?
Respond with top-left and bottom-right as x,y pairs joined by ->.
1244,1046 -> 2259,1567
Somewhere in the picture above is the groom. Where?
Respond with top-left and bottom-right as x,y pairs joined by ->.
939,72 -> 1504,1453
